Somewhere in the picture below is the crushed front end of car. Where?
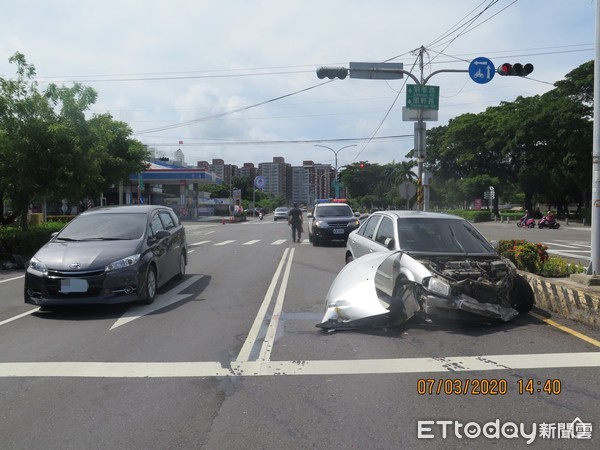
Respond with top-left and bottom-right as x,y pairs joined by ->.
416,256 -> 520,322
317,251 -> 533,331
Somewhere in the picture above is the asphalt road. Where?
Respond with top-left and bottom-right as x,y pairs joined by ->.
0,217 -> 598,449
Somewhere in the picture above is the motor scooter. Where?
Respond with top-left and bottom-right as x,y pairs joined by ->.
538,216 -> 560,229
517,217 -> 536,228
259,211 -> 264,220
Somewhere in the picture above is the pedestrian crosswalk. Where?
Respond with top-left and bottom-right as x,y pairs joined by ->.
188,238 -> 308,248
543,240 -> 590,262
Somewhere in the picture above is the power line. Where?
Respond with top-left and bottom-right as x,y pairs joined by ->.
133,80 -> 336,135
141,134 -> 414,147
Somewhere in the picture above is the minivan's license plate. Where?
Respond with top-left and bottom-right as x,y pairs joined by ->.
333,228 -> 344,234
59,278 -> 89,293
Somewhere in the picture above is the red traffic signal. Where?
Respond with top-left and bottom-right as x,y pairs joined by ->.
358,161 -> 365,169
496,62 -> 534,77
497,63 -> 512,76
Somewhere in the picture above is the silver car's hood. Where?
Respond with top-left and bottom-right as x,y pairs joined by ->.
320,251 -> 396,328
33,239 -> 142,271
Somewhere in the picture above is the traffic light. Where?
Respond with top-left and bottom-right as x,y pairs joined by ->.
359,161 -> 365,169
316,66 -> 348,80
496,63 -> 534,77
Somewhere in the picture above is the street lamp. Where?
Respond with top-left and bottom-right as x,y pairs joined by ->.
314,144 -> 357,198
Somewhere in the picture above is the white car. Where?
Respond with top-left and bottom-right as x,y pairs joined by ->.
273,207 -> 289,221
319,210 -> 535,330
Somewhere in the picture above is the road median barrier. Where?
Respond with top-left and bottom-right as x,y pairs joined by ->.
521,272 -> 600,327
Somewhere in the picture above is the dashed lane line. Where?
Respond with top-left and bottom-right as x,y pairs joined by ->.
214,240 -> 236,246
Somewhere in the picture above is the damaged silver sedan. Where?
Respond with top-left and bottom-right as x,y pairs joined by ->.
317,212 -> 534,331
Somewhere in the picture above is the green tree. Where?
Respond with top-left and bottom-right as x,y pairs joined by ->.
0,52 -> 149,228
425,60 -> 593,213
0,53 -> 56,227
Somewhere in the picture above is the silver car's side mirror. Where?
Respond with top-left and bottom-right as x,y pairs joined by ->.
384,237 -> 395,250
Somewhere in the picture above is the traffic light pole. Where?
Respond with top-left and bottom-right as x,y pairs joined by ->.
317,58 -> 469,211
318,58 -> 467,210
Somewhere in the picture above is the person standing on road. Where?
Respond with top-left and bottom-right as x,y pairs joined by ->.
288,203 -> 303,243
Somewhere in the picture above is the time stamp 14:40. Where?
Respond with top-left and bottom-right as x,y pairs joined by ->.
416,378 -> 562,396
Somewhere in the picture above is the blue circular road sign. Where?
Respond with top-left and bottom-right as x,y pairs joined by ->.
254,176 -> 266,189
469,57 -> 495,84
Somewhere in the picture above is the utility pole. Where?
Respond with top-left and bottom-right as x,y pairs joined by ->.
590,0 -> 600,275
317,50 -> 532,212
319,57 -> 467,211
415,46 -> 427,211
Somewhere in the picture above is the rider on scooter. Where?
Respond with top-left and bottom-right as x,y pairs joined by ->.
545,210 -> 556,222
519,210 -> 533,227
539,210 -> 559,228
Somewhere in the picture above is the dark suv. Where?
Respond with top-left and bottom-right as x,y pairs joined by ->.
307,202 -> 360,246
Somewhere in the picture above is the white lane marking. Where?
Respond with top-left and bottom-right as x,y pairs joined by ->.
214,240 -> 235,246
271,239 -> 287,245
1,352 -> 599,378
235,249 -> 290,362
0,362 -> 232,378
189,241 -> 211,247
0,275 -> 24,284
0,308 -> 39,326
242,240 -> 260,245
258,248 -> 294,361
110,276 -> 202,330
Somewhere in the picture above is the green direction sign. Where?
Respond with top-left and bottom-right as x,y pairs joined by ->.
406,84 -> 440,110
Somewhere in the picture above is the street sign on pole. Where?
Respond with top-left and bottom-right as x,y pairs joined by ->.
349,62 -> 404,80
399,181 -> 417,210
402,107 -> 438,121
406,84 -> 439,110
398,181 -> 417,199
469,57 -> 495,84
254,176 -> 266,189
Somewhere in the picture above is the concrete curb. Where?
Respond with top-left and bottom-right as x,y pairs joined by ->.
521,272 -> 600,327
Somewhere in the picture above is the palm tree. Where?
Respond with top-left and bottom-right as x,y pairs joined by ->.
384,161 -> 417,189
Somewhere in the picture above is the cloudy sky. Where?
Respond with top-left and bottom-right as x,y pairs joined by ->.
1,0 -> 595,170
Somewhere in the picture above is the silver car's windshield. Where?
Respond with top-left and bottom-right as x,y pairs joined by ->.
56,213 -> 147,240
397,218 -> 495,254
